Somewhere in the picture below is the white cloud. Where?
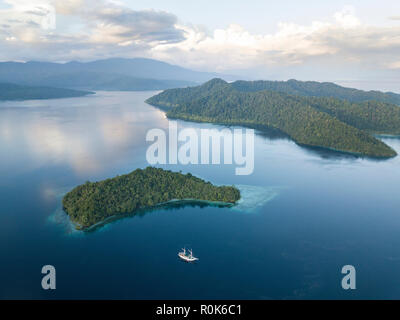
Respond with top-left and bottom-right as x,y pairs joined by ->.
0,0 -> 185,61
149,6 -> 400,74
0,0 -> 56,30
0,1 -> 400,78
333,5 -> 361,28
386,61 -> 400,69
52,0 -> 83,15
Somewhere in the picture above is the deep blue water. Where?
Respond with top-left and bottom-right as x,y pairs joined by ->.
1,91 -> 400,299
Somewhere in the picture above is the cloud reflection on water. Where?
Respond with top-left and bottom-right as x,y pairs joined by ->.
0,91 -> 167,175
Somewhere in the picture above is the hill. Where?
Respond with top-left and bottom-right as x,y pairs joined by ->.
231,79 -> 400,104
0,58 -> 221,91
0,83 -> 93,101
63,167 -> 240,229
146,79 -> 400,158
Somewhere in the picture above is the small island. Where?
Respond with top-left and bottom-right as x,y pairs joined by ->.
62,167 -> 241,230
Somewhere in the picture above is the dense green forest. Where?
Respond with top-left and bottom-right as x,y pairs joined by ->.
231,79 -> 400,104
63,167 -> 240,229
0,83 -> 93,101
305,97 -> 400,134
146,79 -> 399,158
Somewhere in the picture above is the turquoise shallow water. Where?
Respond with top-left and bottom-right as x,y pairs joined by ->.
1,91 -> 400,299
234,185 -> 283,213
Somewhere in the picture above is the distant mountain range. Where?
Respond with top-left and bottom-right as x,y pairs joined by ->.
147,78 -> 400,158
0,58 -> 222,91
0,83 -> 93,101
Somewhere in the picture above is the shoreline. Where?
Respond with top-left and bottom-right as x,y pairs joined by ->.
148,103 -> 397,160
69,198 -> 236,232
295,142 -> 397,160
374,134 -> 400,139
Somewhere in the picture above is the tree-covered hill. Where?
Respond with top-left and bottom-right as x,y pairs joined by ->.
0,83 -> 93,101
231,79 -> 400,104
146,78 -> 229,110
146,79 -> 399,158
305,98 -> 400,134
63,167 -> 240,229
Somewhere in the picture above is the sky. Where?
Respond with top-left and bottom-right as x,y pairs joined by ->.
0,0 -> 400,84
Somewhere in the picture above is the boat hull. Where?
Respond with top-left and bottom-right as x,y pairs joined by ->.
178,253 -> 199,262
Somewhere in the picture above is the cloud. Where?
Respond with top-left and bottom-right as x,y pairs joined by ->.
149,6 -> 400,75
87,6 -> 185,45
0,2 -> 400,79
0,0 -> 185,61
333,5 -> 361,28
388,16 -> 400,20
0,0 -> 56,31
386,61 -> 400,69
52,0 -> 83,15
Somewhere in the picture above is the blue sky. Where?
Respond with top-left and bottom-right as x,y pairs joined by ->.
0,0 -> 400,83
123,0 -> 399,32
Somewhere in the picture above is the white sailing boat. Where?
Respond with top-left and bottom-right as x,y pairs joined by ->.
178,248 -> 199,262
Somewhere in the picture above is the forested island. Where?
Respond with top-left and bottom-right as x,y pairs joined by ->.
146,79 -> 400,158
0,83 -> 93,101
63,167 -> 240,230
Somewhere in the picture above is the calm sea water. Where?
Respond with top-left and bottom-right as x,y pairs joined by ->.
1,91 -> 400,299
